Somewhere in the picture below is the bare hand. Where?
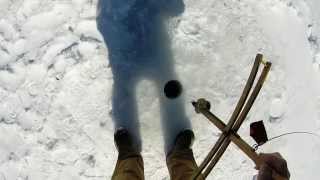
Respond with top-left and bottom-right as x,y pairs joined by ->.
257,153 -> 290,180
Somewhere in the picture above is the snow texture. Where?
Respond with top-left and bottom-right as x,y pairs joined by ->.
0,0 -> 319,179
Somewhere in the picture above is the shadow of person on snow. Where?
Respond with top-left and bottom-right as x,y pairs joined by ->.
96,0 -> 191,153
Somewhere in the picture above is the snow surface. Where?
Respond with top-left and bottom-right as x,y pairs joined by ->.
0,0 -> 320,179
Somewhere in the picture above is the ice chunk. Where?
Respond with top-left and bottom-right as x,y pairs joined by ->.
78,42 -> 97,59
26,64 -> 47,83
42,43 -> 72,67
72,0 -> 87,8
0,0 -> 10,16
0,64 -> 26,91
0,93 -> 24,124
52,148 -> 79,165
18,111 -> 43,131
20,0 -> 41,17
22,4 -> 73,33
75,20 -> 104,42
0,50 -> 12,67
269,98 -> 285,119
0,20 -> 17,41
12,39 -> 27,56
0,162 -> 21,180
54,57 -> 69,73
0,126 -> 28,162
17,90 -> 33,109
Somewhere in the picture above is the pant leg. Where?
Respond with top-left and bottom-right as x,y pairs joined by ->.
166,149 -> 204,180
112,155 -> 144,180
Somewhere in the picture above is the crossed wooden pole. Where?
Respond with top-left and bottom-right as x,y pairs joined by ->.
192,54 -> 287,180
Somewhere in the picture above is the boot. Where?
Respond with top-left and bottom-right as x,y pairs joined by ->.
173,129 -> 194,150
166,129 -> 201,180
114,128 -> 140,160
167,129 -> 195,159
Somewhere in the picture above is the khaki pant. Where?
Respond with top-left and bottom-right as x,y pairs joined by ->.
112,149 -> 204,180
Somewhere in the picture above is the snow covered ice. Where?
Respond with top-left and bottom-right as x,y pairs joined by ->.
0,0 -> 320,179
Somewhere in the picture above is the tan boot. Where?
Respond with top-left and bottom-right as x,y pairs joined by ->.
166,130 -> 203,180
112,128 -> 144,180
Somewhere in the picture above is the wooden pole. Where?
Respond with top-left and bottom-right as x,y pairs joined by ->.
201,61 -> 272,176
192,55 -> 288,180
192,54 -> 262,179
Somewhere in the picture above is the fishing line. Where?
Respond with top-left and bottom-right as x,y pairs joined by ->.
253,131 -> 320,150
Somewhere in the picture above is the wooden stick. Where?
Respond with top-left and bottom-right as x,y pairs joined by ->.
199,108 -> 261,166
232,61 -> 271,131
225,54 -> 262,131
192,129 -> 229,179
203,136 -> 230,177
192,54 -> 262,179
200,108 -> 288,180
193,58 -> 288,180
199,62 -> 272,176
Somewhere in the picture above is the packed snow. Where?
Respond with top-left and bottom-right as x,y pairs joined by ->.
0,0 -> 319,179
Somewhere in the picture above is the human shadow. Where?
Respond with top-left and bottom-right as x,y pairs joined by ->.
97,0 -> 191,153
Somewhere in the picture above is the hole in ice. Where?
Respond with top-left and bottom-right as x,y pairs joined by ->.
164,80 -> 182,99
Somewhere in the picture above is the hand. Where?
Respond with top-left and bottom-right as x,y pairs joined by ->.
257,153 -> 290,180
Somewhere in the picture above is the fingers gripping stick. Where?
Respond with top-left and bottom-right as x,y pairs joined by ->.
192,54 -> 288,180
